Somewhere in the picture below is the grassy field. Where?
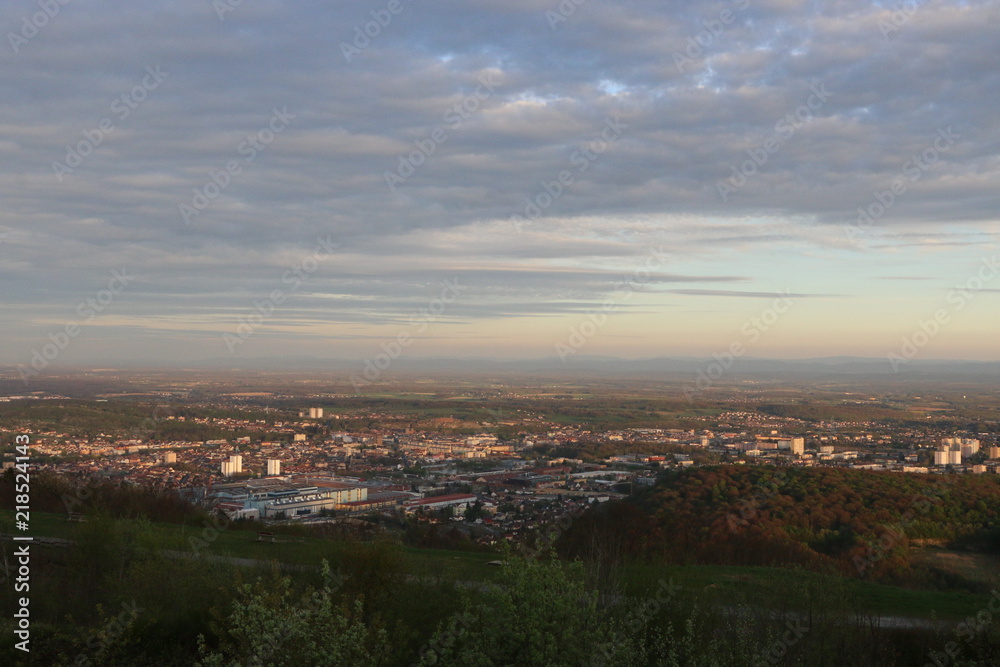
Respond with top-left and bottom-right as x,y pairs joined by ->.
0,509 -> 503,582
624,562 -> 993,621
3,510 -> 993,621
912,546 -> 1000,589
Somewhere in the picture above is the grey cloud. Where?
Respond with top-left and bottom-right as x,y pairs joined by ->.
664,289 -> 842,298
1,0 -> 997,362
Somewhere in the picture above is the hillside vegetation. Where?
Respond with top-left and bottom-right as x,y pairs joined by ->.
559,466 -> 1000,585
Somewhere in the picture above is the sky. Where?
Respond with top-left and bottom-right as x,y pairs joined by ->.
2,0 -> 999,372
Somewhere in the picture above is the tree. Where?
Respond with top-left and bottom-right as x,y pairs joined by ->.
417,552 -> 644,666
196,562 -> 390,667
464,500 -> 484,522
71,516 -> 158,594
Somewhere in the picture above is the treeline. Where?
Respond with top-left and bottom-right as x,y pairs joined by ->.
0,401 -> 144,432
757,401 -> 909,422
559,466 -> 1000,583
0,470 -> 210,525
0,400 -> 253,441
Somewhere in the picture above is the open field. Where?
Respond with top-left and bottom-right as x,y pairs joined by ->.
625,562 -> 996,622
0,510 -> 504,583
4,510 -> 994,622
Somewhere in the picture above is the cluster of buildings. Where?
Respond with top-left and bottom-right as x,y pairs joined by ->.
169,451 -> 630,555
7,397 -> 1000,539
7,393 -> 997,563
220,454 -> 243,476
737,436 -> 806,457
201,473 -> 490,522
396,432 -> 518,459
932,438 -> 998,472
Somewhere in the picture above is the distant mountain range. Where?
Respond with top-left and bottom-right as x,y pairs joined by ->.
5,355 -> 999,381
162,355 -> 1000,378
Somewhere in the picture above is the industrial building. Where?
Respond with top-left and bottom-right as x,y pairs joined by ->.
756,435 -> 805,455
339,491 -> 416,513
205,475 -> 372,519
403,493 -> 477,514
262,488 -> 365,519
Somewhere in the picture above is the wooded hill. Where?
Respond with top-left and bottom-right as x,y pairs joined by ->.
558,466 -> 1000,582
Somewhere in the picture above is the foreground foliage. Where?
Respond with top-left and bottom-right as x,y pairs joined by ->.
2,470 -> 1000,665
196,562 -> 391,667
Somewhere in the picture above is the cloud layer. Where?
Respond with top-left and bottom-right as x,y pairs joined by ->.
2,0 -> 998,365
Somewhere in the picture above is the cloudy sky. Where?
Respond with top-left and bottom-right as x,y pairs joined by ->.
2,0 -> 999,370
